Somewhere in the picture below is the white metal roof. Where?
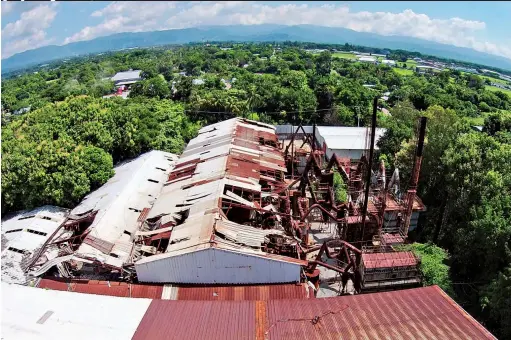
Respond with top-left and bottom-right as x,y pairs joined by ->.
1,283 -> 150,340
316,126 -> 386,151
1,206 -> 69,284
73,150 -> 178,263
111,70 -> 142,82
359,56 -> 376,62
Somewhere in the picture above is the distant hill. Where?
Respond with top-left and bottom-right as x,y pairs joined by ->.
3,24 -> 511,72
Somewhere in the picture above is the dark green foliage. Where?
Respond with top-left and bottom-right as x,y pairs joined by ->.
397,243 -> 453,295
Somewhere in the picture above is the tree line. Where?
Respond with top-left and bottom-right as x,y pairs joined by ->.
2,43 -> 511,337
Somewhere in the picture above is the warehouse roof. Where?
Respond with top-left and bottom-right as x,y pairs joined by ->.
137,118 -> 297,268
316,126 -> 386,151
111,70 -> 142,82
72,150 -> 178,267
1,206 -> 69,284
3,283 -> 495,339
2,283 -> 151,340
36,278 -> 313,300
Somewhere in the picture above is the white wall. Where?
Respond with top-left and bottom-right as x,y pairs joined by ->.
326,148 -> 364,160
135,248 -> 302,284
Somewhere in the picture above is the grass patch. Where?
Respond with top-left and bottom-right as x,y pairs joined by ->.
486,85 -> 511,97
466,116 -> 485,126
393,68 -> 414,76
480,75 -> 510,85
332,52 -> 357,60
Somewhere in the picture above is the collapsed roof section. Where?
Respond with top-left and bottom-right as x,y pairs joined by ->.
67,150 -> 179,268
135,118 -> 304,284
1,206 -> 69,284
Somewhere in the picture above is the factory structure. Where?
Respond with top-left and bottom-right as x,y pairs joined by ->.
1,112 -> 495,338
5,114 -> 427,291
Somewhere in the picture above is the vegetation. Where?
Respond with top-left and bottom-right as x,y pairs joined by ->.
333,171 -> 348,203
397,242 -> 453,295
2,41 -> 511,337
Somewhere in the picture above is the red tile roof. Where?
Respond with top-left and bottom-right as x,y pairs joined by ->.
132,286 -> 495,340
362,251 -> 418,269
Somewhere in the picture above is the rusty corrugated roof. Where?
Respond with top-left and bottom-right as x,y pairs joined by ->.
133,300 -> 257,340
132,286 -> 496,340
362,251 -> 418,269
177,283 -> 313,301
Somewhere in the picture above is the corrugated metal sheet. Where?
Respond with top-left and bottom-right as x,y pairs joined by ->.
177,283 -> 312,301
131,284 -> 164,299
135,247 -> 302,284
72,281 -> 131,297
362,251 -> 418,269
37,278 -> 70,291
37,278 -> 164,299
132,286 -> 496,340
133,300 -> 257,340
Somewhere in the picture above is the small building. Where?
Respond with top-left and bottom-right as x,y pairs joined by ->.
360,251 -> 421,291
471,125 -> 484,132
178,71 -> 187,76
111,70 -> 142,87
315,126 -> 387,160
192,78 -> 205,85
358,56 -> 376,63
381,59 -> 396,66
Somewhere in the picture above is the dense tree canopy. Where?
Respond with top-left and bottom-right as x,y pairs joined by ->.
2,41 -> 511,337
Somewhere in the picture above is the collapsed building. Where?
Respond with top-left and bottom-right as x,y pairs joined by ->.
8,110 -> 427,294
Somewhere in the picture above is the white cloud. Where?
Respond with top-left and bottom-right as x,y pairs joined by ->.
61,2 -> 510,60
1,3 -> 57,58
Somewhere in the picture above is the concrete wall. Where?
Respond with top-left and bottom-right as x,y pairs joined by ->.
135,248 -> 301,284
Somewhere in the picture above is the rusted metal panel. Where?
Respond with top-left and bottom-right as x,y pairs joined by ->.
176,284 -> 311,301
264,286 -> 494,340
37,278 -> 70,291
132,300 -> 257,340
82,234 -> 114,254
137,208 -> 151,223
132,286 -> 495,340
130,284 -> 164,299
362,251 -> 418,269
71,281 -> 131,297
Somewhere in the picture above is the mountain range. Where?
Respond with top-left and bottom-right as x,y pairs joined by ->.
3,24 -> 511,73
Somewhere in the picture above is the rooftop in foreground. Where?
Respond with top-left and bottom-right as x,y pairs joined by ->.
2,283 -> 495,340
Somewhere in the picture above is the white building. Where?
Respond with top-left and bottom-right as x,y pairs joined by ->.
1,206 -> 69,284
381,60 -> 396,66
314,126 -> 387,160
111,70 -> 142,87
359,56 -> 377,63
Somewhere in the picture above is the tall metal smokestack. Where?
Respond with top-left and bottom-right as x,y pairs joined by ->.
361,97 -> 379,241
402,116 -> 427,236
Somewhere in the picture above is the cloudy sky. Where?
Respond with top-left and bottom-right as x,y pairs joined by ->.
2,1 -> 511,60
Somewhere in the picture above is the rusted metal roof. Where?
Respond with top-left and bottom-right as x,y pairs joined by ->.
132,285 -> 495,340
37,278 -> 163,299
133,300 -> 257,340
362,251 -> 418,269
177,283 -> 313,301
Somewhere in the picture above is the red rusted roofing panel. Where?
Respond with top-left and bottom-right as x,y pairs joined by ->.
132,300 -> 257,340
265,286 -> 495,340
37,278 -> 70,291
382,233 -> 405,244
71,281 -> 131,297
174,157 -> 200,169
137,208 -> 151,223
177,284 -> 312,301
83,234 -> 114,254
132,286 -> 495,340
131,284 -> 164,299
362,251 -> 418,269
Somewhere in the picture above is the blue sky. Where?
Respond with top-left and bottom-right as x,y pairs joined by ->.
2,1 -> 510,60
